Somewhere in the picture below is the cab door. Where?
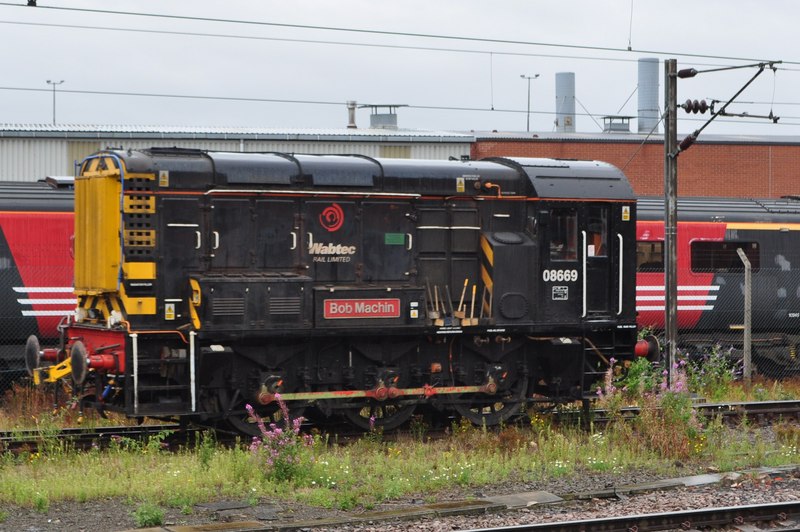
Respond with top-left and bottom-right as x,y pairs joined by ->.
539,206 -> 581,324
582,205 -> 613,318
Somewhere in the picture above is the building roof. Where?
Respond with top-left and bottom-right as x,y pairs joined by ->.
471,130 -> 800,145
0,124 -> 474,143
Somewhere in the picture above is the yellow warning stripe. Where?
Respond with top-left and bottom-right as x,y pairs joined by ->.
480,234 -> 494,267
726,222 -> 800,231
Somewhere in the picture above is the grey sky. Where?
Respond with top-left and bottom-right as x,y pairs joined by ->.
0,0 -> 796,135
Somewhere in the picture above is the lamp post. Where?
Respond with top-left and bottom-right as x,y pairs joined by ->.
46,79 -> 64,125
520,73 -> 539,132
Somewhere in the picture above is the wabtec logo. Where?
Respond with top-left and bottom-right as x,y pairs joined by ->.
308,243 -> 356,255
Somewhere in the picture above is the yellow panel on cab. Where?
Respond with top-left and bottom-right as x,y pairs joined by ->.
74,155 -> 122,295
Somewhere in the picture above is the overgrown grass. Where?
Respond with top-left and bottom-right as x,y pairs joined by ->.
0,359 -> 798,514
1,406 -> 797,513
0,382 -> 141,431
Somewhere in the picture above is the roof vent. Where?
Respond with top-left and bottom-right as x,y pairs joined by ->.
346,100 -> 358,129
602,116 -> 632,133
360,104 -> 407,129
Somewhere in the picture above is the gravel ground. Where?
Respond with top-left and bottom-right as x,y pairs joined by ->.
1,466 -> 798,531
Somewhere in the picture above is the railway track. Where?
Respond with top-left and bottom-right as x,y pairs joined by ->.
0,423 -> 189,453
468,500 -> 800,531
581,398 -> 800,425
2,399 -> 798,452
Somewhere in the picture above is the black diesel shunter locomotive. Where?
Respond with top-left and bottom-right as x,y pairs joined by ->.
28,149 -> 645,433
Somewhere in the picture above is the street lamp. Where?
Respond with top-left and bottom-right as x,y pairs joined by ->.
46,79 -> 65,125
520,74 -> 539,132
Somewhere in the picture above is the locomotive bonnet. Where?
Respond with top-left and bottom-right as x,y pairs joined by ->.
29,148 -> 647,432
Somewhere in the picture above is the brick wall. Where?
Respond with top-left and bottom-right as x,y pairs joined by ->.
472,140 -> 800,198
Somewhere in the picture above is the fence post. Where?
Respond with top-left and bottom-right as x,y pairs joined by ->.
736,248 -> 752,386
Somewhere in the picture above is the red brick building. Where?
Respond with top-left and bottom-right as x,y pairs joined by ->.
471,132 -> 800,198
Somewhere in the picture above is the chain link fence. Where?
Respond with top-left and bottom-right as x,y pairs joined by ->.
637,266 -> 800,382
0,261 -> 73,397
2,265 -> 799,403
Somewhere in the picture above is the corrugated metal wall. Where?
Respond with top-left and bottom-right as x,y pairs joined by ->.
0,139 -> 70,181
0,138 -> 470,181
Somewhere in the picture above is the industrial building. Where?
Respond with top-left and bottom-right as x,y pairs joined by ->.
0,122 -> 473,182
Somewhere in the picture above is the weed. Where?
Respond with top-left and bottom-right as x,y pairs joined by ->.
450,416 -> 474,436
166,494 -> 195,511
132,502 -> 164,528
774,420 -> 800,447
247,395 -> 314,483
0,509 -> 7,523
337,492 -> 358,511
145,429 -> 174,454
196,430 -> 216,471
408,415 -> 428,441
686,345 -> 737,401
635,363 -> 704,460
617,357 -> 661,399
33,492 -> 49,513
497,426 -> 525,455
247,487 -> 259,506
361,415 -> 384,446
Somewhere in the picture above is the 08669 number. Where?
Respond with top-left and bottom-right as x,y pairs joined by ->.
542,269 -> 578,282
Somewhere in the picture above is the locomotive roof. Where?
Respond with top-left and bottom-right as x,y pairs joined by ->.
109,149 -> 635,201
0,179 -> 74,212
637,195 -> 800,223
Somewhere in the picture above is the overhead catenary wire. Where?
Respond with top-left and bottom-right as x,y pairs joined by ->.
4,85 -> 800,127
1,3 -> 797,129
0,3 -> 796,67
4,19 -> 795,72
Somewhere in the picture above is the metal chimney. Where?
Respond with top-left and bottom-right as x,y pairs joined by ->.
637,58 -> 659,134
346,100 -> 357,129
555,72 -> 576,133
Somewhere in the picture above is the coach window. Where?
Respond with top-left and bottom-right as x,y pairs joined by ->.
550,208 -> 577,261
637,241 -> 664,272
691,241 -> 760,273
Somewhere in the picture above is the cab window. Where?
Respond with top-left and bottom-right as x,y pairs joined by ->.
550,208 -> 577,261
586,207 -> 608,257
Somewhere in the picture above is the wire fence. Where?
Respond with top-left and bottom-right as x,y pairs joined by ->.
2,266 -> 799,403
637,266 -> 800,382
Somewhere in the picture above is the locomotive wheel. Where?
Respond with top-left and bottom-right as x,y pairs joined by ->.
451,375 -> 528,427
219,388 -> 306,437
342,400 -> 416,432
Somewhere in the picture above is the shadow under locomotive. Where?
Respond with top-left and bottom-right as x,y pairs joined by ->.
27,149 -> 655,434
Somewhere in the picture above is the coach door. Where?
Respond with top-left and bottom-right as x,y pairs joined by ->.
582,205 -> 613,318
